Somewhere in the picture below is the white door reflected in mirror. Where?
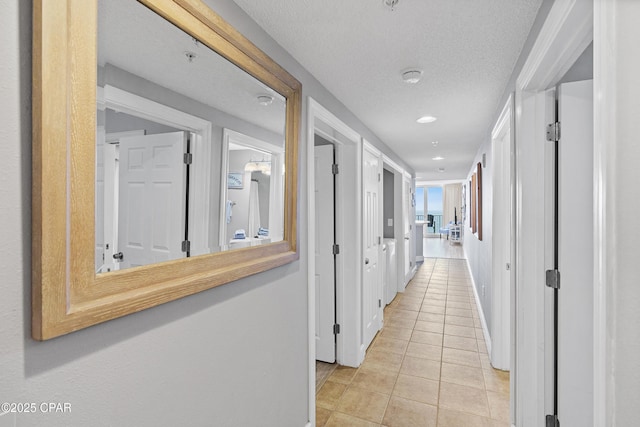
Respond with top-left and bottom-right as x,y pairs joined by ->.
95,0 -> 286,273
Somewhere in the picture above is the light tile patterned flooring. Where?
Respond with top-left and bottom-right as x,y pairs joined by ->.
316,258 -> 510,427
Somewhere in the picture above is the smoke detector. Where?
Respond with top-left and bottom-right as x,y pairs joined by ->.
402,69 -> 423,84
257,94 -> 274,106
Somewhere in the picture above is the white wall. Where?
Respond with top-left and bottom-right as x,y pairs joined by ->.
463,139 -> 493,332
0,0 -> 412,426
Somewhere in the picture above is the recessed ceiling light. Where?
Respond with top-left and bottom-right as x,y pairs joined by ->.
438,167 -> 445,173
431,141 -> 439,147
401,69 -> 423,84
417,115 -> 437,124
432,156 -> 444,161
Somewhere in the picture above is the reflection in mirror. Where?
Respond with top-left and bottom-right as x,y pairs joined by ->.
96,0 -> 286,273
219,129 -> 284,251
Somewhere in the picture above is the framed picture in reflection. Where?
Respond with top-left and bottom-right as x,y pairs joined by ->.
227,172 -> 244,189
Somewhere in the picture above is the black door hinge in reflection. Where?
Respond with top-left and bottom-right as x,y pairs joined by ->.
546,414 -> 559,427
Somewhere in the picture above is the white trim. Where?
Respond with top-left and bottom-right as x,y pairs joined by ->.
517,0 -> 593,91
363,139 -> 382,157
381,154 -> 402,173
307,96 -> 363,426
514,1 -> 594,424
593,1 -> 615,425
100,85 -> 212,256
490,94 -> 513,371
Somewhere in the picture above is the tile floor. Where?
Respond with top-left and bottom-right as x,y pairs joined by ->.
316,258 -> 510,427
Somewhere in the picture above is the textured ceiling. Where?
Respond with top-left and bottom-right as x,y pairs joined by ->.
231,0 -> 543,180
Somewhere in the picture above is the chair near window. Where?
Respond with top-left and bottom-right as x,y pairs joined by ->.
427,214 -> 435,233
439,221 -> 451,239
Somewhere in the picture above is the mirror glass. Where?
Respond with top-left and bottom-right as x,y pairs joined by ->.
96,0 -> 286,273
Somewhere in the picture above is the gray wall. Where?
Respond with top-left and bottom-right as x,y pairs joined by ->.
558,42 -> 593,85
104,108 -> 179,135
463,139 -> 493,332
0,0 -> 411,426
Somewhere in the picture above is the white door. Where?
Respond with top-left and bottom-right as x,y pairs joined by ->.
556,80 -> 594,425
362,145 -> 382,350
96,126 -> 106,272
118,131 -> 187,269
315,144 -> 336,362
403,175 -> 412,282
491,110 -> 513,371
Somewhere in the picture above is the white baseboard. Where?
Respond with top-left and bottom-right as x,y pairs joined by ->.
465,258 -> 492,357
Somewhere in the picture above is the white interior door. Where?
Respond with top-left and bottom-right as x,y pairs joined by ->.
362,145 -> 382,350
315,144 -> 336,363
403,175 -> 412,282
118,131 -> 187,269
557,79 -> 594,426
491,102 -> 513,371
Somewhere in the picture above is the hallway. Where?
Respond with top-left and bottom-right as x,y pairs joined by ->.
423,236 -> 465,260
315,258 -> 509,426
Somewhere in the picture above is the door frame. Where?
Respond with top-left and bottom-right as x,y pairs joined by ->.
402,171 -> 416,286
218,128 -> 284,248
514,0 -> 594,424
307,97 -> 363,422
383,156 -> 407,292
490,94 -> 514,372
98,85 -> 213,256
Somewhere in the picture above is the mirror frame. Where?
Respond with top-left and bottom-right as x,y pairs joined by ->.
32,0 -> 301,340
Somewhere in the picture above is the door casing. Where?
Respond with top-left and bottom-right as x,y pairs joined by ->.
514,0 -> 594,424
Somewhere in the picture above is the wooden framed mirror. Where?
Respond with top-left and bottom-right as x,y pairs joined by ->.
32,0 -> 301,340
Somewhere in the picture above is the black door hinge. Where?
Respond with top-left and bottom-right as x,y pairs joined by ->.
546,269 -> 560,289
332,164 -> 339,175
184,152 -> 193,165
182,240 -> 191,253
333,324 -> 340,335
332,244 -> 340,255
